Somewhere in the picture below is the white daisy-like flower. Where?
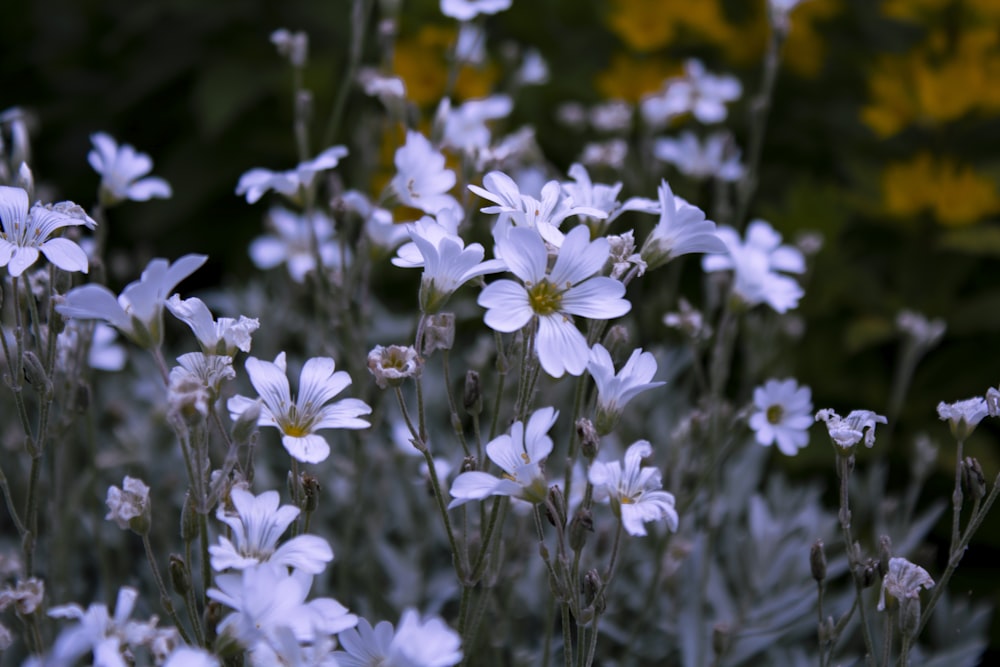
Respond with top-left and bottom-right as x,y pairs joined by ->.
167,352 -> 236,419
815,408 -> 888,450
589,440 -> 678,537
335,609 -> 463,667
105,476 -> 150,533
227,352 -> 372,464
652,130 -> 744,182
640,59 -> 742,127
937,396 -> 989,440
640,179 -> 726,270
236,145 -> 348,204
88,132 -> 172,206
479,225 -> 631,378
587,343 -> 665,435
448,406 -> 558,508
394,214 -> 506,313
209,562 -> 357,656
561,163 -> 659,232
878,556 -> 934,611
249,207 -> 346,283
748,378 -> 814,456
0,186 -> 92,277
439,95 -> 513,154
48,587 -> 160,667
702,219 -> 806,313
391,131 -> 460,216
210,488 -> 333,574
440,0 -> 512,21
166,295 -> 259,357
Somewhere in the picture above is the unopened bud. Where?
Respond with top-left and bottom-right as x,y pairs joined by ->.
231,400 -> 261,445
460,455 -> 477,474
463,370 -> 482,416
204,601 -> 224,648
545,486 -> 567,529
862,560 -> 878,588
421,312 -> 455,355
302,473 -> 320,513
583,569 -> 605,614
180,493 -> 199,542
169,554 -> 190,596
962,457 -> 986,502
569,508 -> 594,552
21,351 -> 51,396
878,535 -> 892,578
712,623 -> 732,658
576,418 -> 599,460
810,539 -> 826,582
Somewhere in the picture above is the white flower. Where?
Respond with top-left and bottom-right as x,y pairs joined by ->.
48,587 -> 160,667
227,352 -> 372,464
589,440 -> 678,537
336,609 -> 463,667
587,344 -> 665,435
0,186 -> 91,276
367,345 -> 423,389
391,131 -> 460,216
449,406 -> 559,508
479,225 -> 631,378
210,488 -> 333,574
440,0 -> 512,21
209,562 -> 357,656
517,49 -> 549,85
105,476 -> 150,533
163,646 -> 220,667
878,557 -> 934,611
57,254 -> 208,348
748,378 -> 814,456
236,145 -> 348,204
653,130 -> 744,182
271,28 -> 308,67
561,163 -> 659,232
702,220 -> 805,313
579,139 -> 628,170
937,397 -> 989,440
393,214 -> 506,313
815,409 -> 888,450
88,133 -> 172,205
166,295 -> 259,356
439,95 -> 513,154
168,352 -> 236,420
640,59 -> 742,127
589,100 -> 633,132
358,68 -> 407,106
249,206 -> 346,283
454,23 -> 487,65
57,321 -> 127,372
640,179 -> 726,270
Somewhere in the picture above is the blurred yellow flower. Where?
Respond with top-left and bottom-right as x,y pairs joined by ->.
782,0 -> 841,78
595,53 -> 680,103
882,153 -> 1000,227
606,0 -> 678,52
393,25 -> 498,107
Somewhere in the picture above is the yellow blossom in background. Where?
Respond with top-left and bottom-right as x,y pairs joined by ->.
606,0 -> 677,52
882,153 -> 1000,227
881,0 -> 952,22
782,0 -> 841,78
595,53 -> 680,103
392,24 -> 498,107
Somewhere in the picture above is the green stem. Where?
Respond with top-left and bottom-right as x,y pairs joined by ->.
142,534 -> 193,645
322,0 -> 375,148
837,456 -> 876,666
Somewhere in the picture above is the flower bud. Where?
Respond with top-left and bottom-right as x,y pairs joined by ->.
169,554 -> 190,596
180,492 -> 199,543
421,312 -> 455,355
302,473 -> 321,513
545,486 -> 567,529
712,623 -> 732,659
878,535 -> 892,579
810,539 -> 827,582
105,476 -> 151,535
463,370 -> 482,416
461,455 -> 477,474
569,508 -> 594,552
962,456 -> 986,502
583,569 -> 605,615
21,351 -> 52,397
231,399 -> 261,446
862,559 -> 878,588
576,418 -> 599,460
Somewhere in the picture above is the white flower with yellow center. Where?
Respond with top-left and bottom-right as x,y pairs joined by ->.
228,352 -> 371,464
0,186 -> 92,277
748,378 -> 814,456
589,440 -> 678,537
479,225 -> 631,378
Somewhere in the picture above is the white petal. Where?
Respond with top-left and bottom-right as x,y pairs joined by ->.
282,433 -> 331,464
40,238 -> 89,273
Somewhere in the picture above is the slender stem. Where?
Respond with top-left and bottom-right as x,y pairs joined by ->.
583,616 -> 600,667
442,350 -> 471,456
816,579 -> 826,667
837,456 -> 876,665
141,534 -> 193,645
322,0 -> 375,148
561,603 -> 573,667
949,438 -> 965,555
881,607 -> 893,667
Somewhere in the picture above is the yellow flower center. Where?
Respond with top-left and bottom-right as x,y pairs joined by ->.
766,404 -> 784,425
527,280 -> 563,316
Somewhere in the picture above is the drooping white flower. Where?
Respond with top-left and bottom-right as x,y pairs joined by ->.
640,179 -> 726,270
391,131 -> 460,216
587,344 -> 665,435
815,409 -> 888,450
166,295 -> 259,356
702,220 -> 806,313
439,95 -> 513,154
561,163 -> 658,233
335,609 -> 463,667
440,0 -> 512,21
748,378 -> 814,456
0,186 -> 91,277
57,254 -> 208,348
209,562 -> 357,658
653,130 -> 744,182
640,59 -> 742,127
227,352 -> 372,464
878,557 -> 934,611
88,133 -> 172,205
589,440 -> 679,537
249,207 -> 346,283
937,396 -> 989,440
393,214 -> 506,313
167,352 -> 236,420
105,476 -> 150,533
367,345 -> 423,389
479,225 -> 631,378
236,145 -> 348,204
48,587 -> 160,667
210,488 -> 333,574
449,406 -> 559,508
